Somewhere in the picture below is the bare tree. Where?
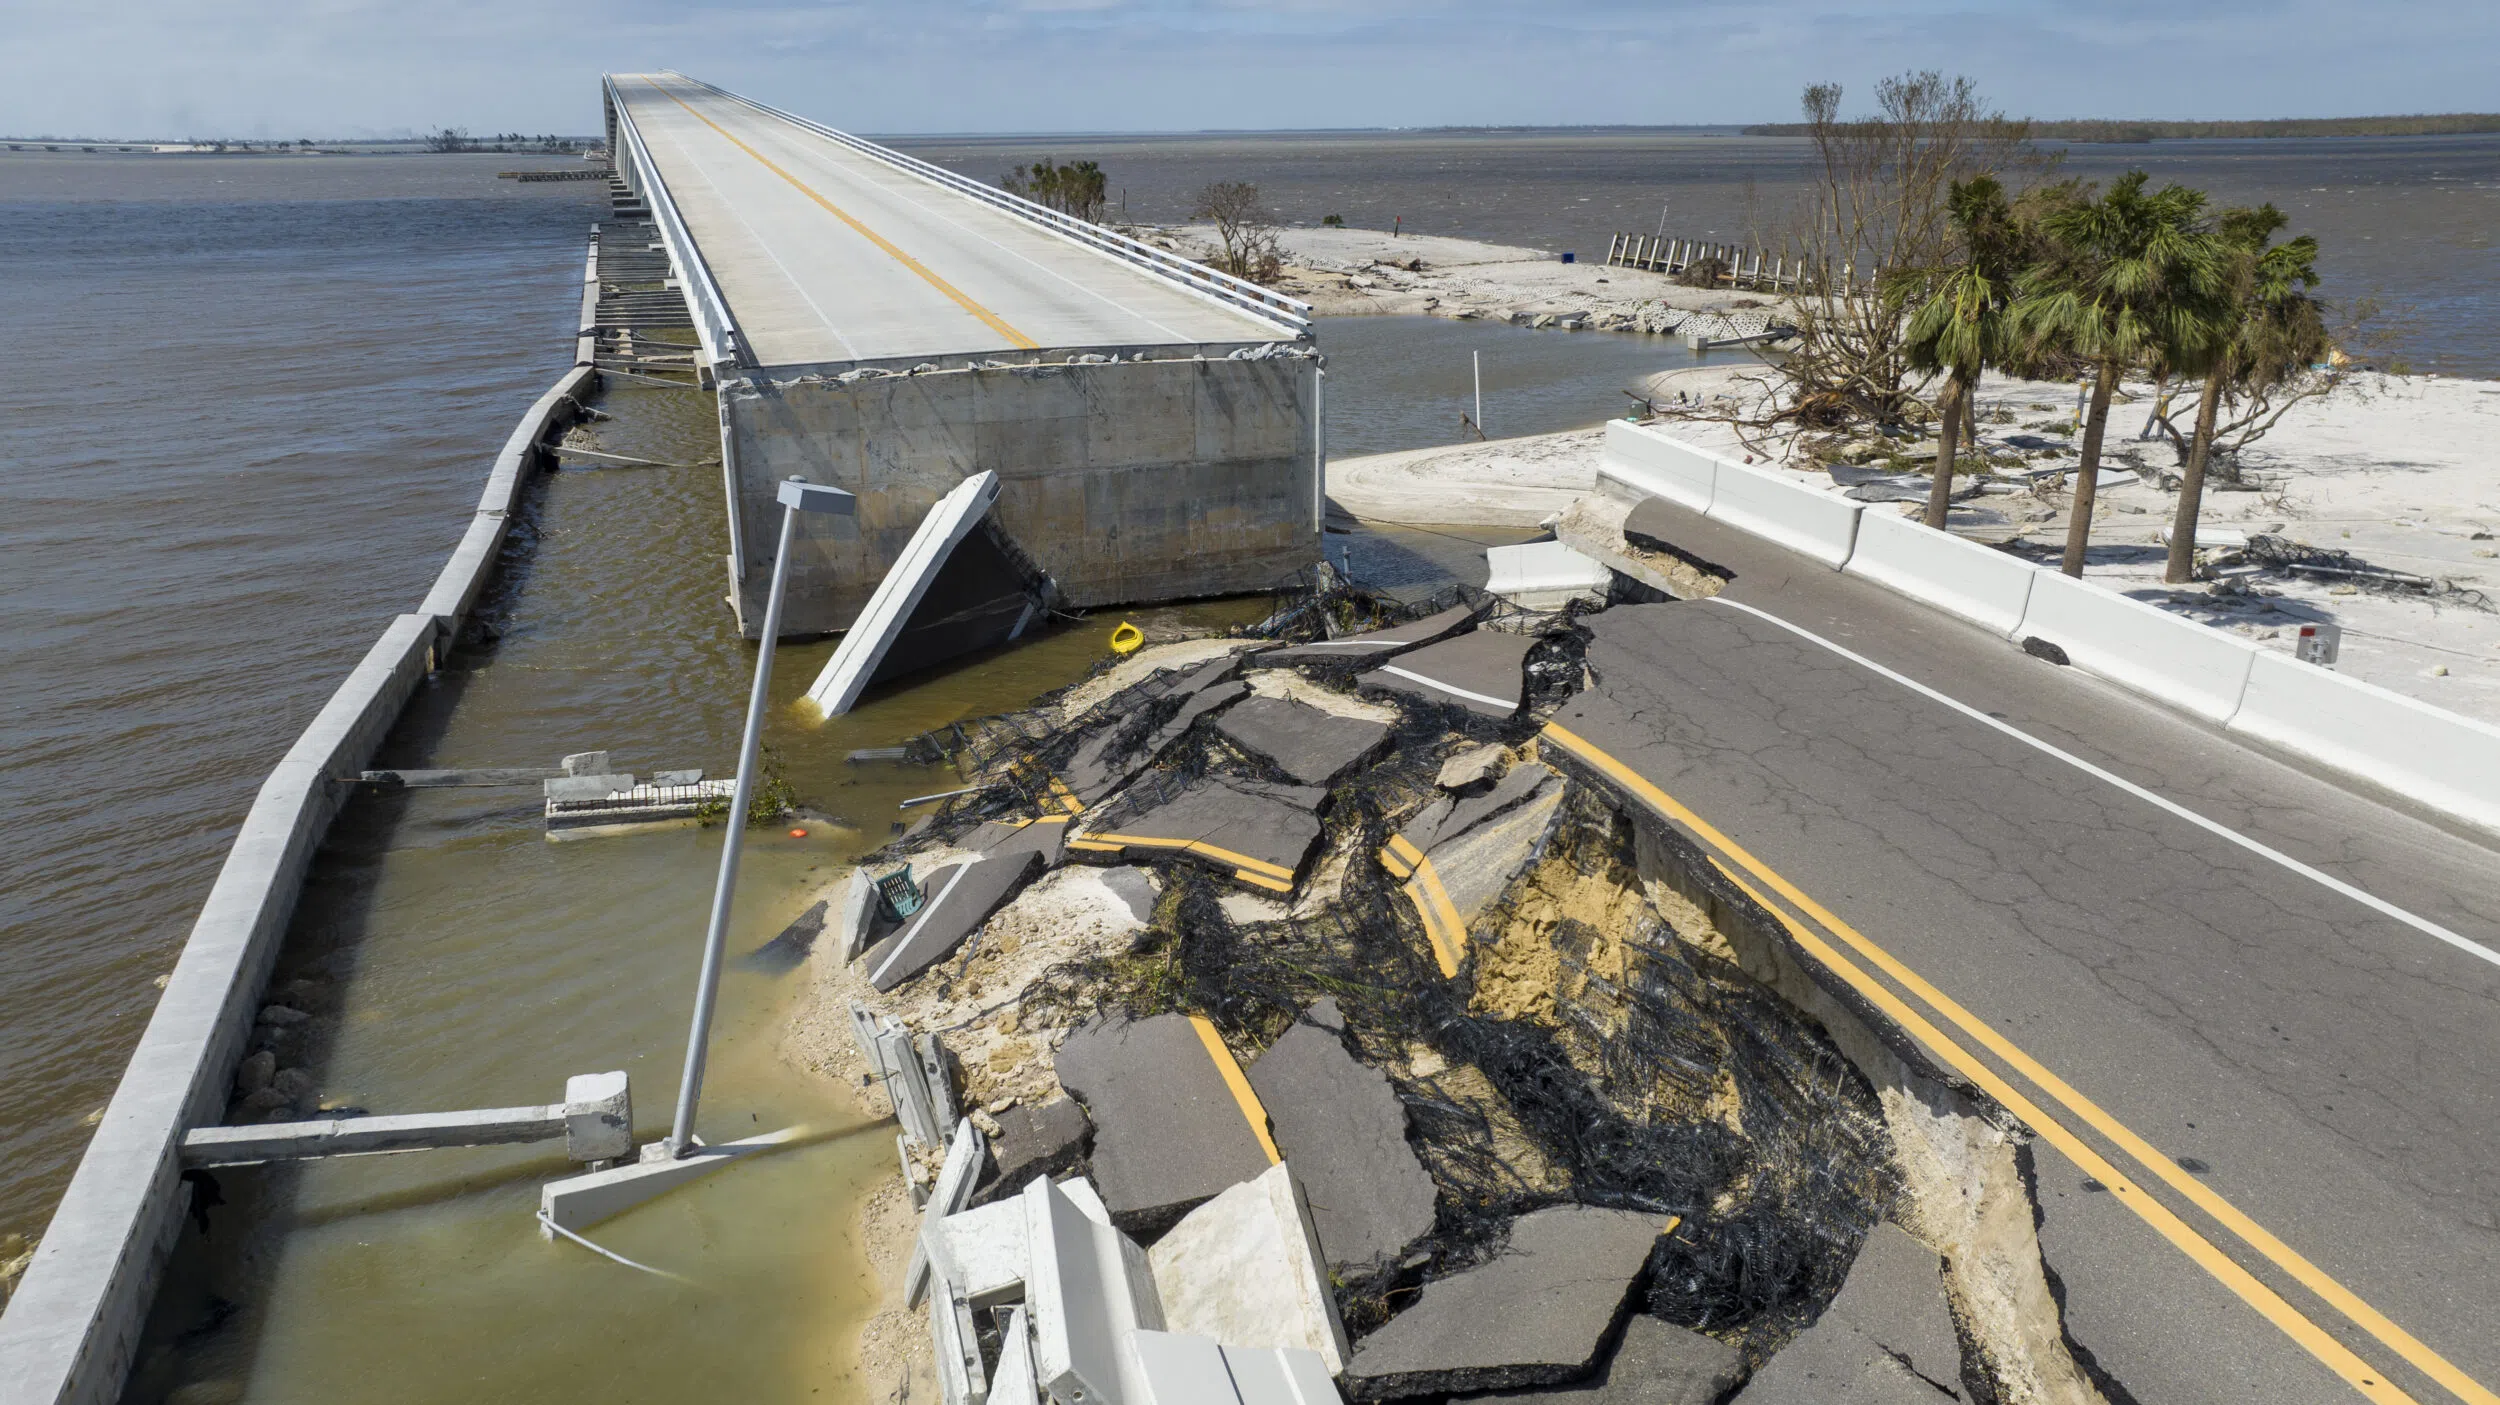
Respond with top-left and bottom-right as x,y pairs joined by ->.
423,126 -> 473,154
1192,180 -> 1284,283
1767,74 -> 2044,429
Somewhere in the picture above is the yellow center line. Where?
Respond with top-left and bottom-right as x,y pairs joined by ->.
1080,830 -> 1294,880
636,78 -> 1038,350
1542,721 -> 2491,1405
1189,1015 -> 1281,1164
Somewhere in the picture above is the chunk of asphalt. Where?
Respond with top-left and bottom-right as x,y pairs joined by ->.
1726,1310 -> 1944,1405
1069,776 -> 1325,896
1384,763 -> 1567,977
1453,1314 -> 1745,1403
1340,1205 -> 1674,1399
967,814 -> 1073,865
1054,1013 -> 1277,1239
741,898 -> 828,974
973,1094 -> 1093,1206
1437,743 -> 1509,795
861,849 -> 1044,992
1359,630 -> 1537,719
1257,603 -> 1481,667
1098,866 -> 1161,923
1246,1008 -> 1438,1274
1808,1222 -> 1965,1397
1215,694 -> 1395,788
1062,657 -> 1249,804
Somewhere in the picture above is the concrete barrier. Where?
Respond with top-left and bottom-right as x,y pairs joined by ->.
1595,420 -> 1715,513
1843,510 -> 2041,638
0,367 -> 602,1405
1703,456 -> 1863,570
419,364 -> 598,637
2229,654 -> 2500,833
2012,571 -> 2259,723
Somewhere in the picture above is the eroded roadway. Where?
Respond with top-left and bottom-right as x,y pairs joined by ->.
1543,500 -> 2500,1405
609,73 -> 1288,366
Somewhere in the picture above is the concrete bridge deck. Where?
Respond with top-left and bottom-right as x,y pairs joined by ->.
608,72 -> 1292,368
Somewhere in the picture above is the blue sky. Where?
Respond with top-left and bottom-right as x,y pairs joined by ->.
5,0 -> 2495,139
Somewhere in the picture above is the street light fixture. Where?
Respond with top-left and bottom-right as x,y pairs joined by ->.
664,475 -> 854,1159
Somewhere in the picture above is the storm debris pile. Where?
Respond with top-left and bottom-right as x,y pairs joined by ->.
812,570 -> 1912,1402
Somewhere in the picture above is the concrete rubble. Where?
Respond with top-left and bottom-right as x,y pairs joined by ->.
1245,1001 -> 1438,1275
1054,1013 -> 1278,1237
1358,629 -> 1539,719
1340,1206 -> 1677,1399
814,552 -> 2069,1405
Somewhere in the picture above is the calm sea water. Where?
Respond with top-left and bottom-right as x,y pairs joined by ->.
895,129 -> 2500,376
1,126 -> 2492,1395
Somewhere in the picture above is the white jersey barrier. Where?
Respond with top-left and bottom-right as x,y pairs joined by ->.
1842,509 -> 2040,638
1594,421 -> 2500,836
2010,571 -> 2260,723
2229,653 -> 2500,834
1703,454 -> 1864,570
1596,419 -> 1716,512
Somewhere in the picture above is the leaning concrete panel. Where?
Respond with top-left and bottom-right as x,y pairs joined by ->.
723,355 -> 1319,637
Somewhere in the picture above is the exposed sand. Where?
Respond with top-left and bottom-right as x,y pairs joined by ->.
1149,223 -> 1788,327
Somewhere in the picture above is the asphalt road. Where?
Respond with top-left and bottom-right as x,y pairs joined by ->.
1543,500 -> 2500,1405
610,74 -> 1287,365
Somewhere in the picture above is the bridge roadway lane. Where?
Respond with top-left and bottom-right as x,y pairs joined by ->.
1540,500 -> 2500,1405
611,73 -> 1288,366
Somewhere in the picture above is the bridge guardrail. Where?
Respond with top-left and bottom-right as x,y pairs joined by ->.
603,76 -> 746,374
671,74 -> 1311,341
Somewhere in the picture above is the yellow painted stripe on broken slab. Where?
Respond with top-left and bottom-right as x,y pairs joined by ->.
1078,830 -> 1294,880
1188,1015 -> 1281,1164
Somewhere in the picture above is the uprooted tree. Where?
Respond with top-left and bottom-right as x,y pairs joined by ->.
1192,180 -> 1285,284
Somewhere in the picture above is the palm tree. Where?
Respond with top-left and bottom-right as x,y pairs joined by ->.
2017,172 -> 2228,576
1900,176 -> 2023,528
2163,207 -> 2325,583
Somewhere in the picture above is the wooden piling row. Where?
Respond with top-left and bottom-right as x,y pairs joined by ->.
1603,233 -> 1868,295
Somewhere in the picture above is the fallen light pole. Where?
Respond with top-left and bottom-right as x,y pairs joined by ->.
541,476 -> 855,1236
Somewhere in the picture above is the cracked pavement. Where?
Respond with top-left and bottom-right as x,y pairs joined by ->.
1549,500 -> 2500,1405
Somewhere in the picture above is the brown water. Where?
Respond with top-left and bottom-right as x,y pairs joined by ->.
5,126 -> 2494,1397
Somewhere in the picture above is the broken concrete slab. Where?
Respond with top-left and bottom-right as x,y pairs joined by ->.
1061,655 -> 1250,804
1126,1330 -> 1344,1405
1382,763 -> 1566,977
1149,1161 -> 1351,1374
1359,630 -> 1537,720
968,814 -> 1073,865
907,1118 -> 990,1308
1055,1014 -> 1279,1238
743,898 -> 828,974
1554,496 -> 1726,603
1257,602 -> 1481,669
1786,1222 -> 1964,1398
804,470 -> 1051,716
1216,694 -> 1395,788
834,868 -> 883,962
1727,1310 -> 1943,1405
1069,775 -> 1325,895
1485,540 -> 1611,610
1099,865 -> 1161,923
976,1095 -> 1094,1207
1246,1012 -> 1437,1276
1437,743 -> 1509,795
1027,1174 -> 1168,1404
1452,1314 -> 1744,1404
863,850 -> 1044,991
1341,1205 -> 1676,1399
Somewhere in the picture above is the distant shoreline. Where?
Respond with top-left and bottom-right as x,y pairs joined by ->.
1744,113 -> 2500,143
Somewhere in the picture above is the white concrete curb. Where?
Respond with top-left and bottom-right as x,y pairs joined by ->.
1843,509 -> 2039,638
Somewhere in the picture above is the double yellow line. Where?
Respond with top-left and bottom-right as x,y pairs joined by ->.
1539,720 -> 2495,1405
637,78 -> 1038,350
1067,830 -> 1296,893
1380,833 -> 1468,977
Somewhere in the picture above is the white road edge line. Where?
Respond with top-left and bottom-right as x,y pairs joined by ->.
1708,594 -> 2500,973
1378,665 -> 1514,711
